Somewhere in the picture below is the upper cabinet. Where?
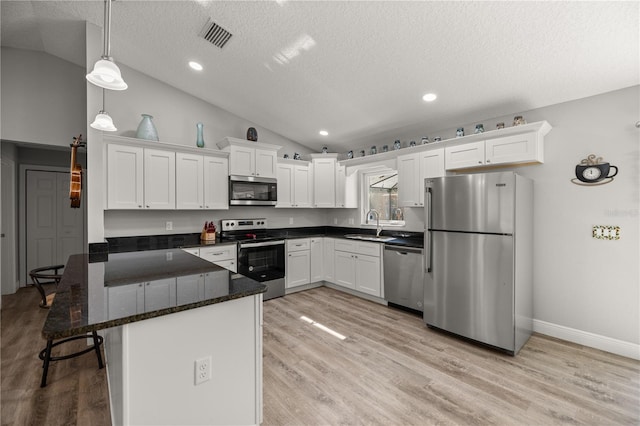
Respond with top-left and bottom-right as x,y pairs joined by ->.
107,144 -> 175,210
398,148 -> 445,207
217,137 -> 280,178
276,160 -> 312,208
311,155 -> 337,208
175,153 -> 229,210
105,135 -> 229,211
444,121 -> 551,170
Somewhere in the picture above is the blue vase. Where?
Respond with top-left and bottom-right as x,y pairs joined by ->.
136,114 -> 159,141
196,122 -> 205,148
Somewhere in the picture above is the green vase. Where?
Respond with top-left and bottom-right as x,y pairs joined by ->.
196,122 -> 205,148
136,114 -> 159,141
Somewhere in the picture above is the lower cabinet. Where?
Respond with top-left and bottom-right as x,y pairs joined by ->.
323,237 -> 335,282
107,277 -> 176,319
286,238 -> 324,288
198,244 -> 237,273
286,239 -> 311,288
333,239 -> 382,297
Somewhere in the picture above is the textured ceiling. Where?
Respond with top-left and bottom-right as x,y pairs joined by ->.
2,1 -> 638,152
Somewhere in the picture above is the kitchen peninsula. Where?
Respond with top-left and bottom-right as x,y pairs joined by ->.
42,249 -> 266,426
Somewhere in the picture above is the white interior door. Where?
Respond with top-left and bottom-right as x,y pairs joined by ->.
1,158 -> 17,295
26,170 -> 85,284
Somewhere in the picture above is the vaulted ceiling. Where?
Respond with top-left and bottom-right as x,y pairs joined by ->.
2,1 -> 638,152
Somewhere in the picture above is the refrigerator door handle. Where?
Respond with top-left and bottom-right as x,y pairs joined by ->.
425,187 -> 432,273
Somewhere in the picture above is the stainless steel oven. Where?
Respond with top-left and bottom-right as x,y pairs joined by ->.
221,218 -> 285,300
229,176 -> 277,206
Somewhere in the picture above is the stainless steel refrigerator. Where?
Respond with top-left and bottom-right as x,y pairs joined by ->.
423,172 -> 533,355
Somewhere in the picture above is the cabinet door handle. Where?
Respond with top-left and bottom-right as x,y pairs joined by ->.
205,205 -> 209,208
146,205 -> 150,208
138,205 -> 142,208
478,161 -> 482,164
200,205 -> 203,208
486,159 -> 491,163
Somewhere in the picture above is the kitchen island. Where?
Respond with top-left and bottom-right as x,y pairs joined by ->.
42,249 -> 266,426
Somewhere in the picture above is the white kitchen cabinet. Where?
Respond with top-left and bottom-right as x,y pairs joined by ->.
354,254 -> 381,296
335,164 -> 358,208
203,269 -> 230,299
445,131 -> 543,170
334,251 -> 356,289
107,144 -> 175,210
107,283 -> 144,319
144,149 -> 176,209
485,132 -> 539,165
176,153 -> 204,209
322,237 -> 335,283
200,244 -> 237,273
397,153 -> 421,207
217,137 -> 280,178
398,148 -> 445,207
293,164 -> 313,207
203,156 -> 229,209
107,144 -> 144,209
277,161 -> 312,208
310,238 -> 324,282
334,239 -> 382,297
276,163 -> 294,207
176,273 -> 204,305
176,153 -> 229,210
144,278 -> 177,311
286,239 -> 311,288
312,156 -> 336,207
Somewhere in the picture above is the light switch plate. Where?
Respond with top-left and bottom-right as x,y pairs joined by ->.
592,225 -> 620,240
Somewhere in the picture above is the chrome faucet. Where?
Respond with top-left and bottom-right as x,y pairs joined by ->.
366,209 -> 382,237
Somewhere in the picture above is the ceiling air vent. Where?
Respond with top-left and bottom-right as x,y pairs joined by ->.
199,19 -> 233,49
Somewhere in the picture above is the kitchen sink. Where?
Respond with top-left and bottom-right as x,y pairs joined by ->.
344,234 -> 396,242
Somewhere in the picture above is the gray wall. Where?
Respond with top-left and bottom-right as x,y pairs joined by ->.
1,47 -> 86,147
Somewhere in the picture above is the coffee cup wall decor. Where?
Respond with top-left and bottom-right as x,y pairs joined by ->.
572,154 -> 618,186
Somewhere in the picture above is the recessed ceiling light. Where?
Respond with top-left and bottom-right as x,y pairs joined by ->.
189,61 -> 203,71
319,130 -> 329,136
422,93 -> 437,102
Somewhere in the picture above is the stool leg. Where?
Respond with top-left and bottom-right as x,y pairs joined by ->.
32,277 -> 48,308
41,339 -> 53,387
92,331 -> 104,369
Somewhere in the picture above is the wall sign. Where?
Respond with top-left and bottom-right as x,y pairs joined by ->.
572,154 -> 618,186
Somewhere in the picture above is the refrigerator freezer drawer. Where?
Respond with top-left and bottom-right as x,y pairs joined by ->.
424,231 -> 515,351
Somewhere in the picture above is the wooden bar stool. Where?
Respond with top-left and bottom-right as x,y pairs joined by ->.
29,265 -> 64,308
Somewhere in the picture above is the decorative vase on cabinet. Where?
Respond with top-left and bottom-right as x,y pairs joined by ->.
136,114 -> 159,141
196,122 -> 205,148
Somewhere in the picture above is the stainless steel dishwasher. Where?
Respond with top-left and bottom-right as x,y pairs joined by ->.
383,245 -> 424,312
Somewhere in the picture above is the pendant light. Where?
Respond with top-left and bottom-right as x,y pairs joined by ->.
86,0 -> 127,90
90,89 -> 117,131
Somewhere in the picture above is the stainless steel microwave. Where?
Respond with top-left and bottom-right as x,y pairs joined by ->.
229,176 -> 277,206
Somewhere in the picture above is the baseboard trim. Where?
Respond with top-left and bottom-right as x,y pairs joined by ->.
533,319 -> 639,360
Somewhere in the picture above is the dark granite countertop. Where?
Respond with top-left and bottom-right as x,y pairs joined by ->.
42,249 -> 266,340
102,227 -> 423,254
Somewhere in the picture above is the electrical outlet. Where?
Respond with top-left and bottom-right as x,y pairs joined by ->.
289,217 -> 294,225
334,217 -> 338,225
166,221 -> 173,231
194,356 -> 211,385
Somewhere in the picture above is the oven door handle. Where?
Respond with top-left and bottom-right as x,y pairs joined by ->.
239,240 -> 285,249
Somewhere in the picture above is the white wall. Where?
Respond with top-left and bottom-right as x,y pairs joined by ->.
104,207 -> 327,238
0,47 -> 86,147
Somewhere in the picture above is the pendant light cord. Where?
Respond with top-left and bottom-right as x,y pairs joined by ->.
102,0 -> 112,60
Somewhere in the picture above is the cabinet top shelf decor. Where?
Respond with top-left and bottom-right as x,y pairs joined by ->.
340,120 -> 552,167
104,135 -> 229,158
217,136 -> 282,152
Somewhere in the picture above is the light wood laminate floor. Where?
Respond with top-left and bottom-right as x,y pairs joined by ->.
2,286 -> 639,425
